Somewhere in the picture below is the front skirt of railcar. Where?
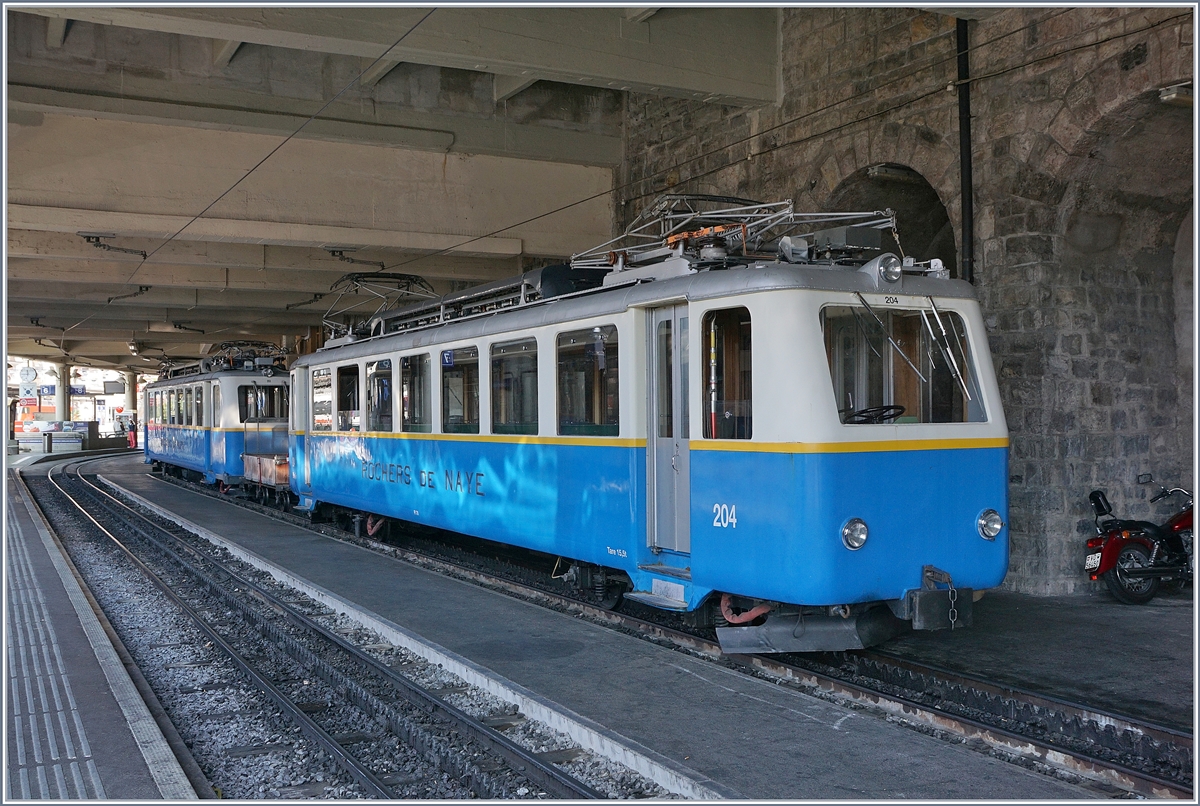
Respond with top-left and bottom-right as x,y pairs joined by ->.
713,568 -> 972,654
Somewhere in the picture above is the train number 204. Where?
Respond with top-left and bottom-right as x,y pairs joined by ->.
712,503 -> 738,528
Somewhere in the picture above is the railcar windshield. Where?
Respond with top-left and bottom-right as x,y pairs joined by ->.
238,383 -> 290,422
821,300 -> 986,424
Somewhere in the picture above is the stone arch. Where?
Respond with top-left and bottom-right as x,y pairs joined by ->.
826,162 -> 959,277
1050,90 -> 1193,551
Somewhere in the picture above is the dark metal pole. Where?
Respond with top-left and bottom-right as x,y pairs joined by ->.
956,18 -> 974,285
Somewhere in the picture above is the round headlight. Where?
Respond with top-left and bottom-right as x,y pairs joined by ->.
879,254 -> 903,283
977,509 -> 1004,540
841,518 -> 868,550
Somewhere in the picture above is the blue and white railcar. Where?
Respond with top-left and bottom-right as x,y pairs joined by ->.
289,197 -> 1009,652
144,345 -> 290,486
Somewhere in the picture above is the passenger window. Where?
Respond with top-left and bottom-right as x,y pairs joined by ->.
195,386 -> 204,427
401,354 -> 432,433
557,326 -> 619,436
367,360 -> 393,432
212,385 -> 222,428
702,307 -> 752,439
821,304 -> 986,424
491,339 -> 537,435
312,369 -> 332,431
441,347 -> 479,434
337,365 -> 360,431
168,390 -> 177,425
184,389 -> 194,426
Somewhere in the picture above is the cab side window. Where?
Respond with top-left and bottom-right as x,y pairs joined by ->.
337,365 -> 360,431
312,369 -> 332,432
702,307 -> 752,439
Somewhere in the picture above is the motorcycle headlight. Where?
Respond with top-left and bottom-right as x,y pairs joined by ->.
977,509 -> 1004,540
842,518 -> 868,550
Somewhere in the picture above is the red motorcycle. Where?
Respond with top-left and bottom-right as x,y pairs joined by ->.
1084,474 -> 1193,604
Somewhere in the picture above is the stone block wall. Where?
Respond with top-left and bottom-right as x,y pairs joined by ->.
620,7 -> 1194,595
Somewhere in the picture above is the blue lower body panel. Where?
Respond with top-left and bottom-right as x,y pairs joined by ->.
293,434 -> 1008,611
689,447 -> 1009,605
146,426 -> 243,483
294,434 -> 645,572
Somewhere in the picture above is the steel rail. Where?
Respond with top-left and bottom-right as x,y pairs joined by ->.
133,467 -> 1192,799
862,649 -> 1192,750
70,461 -> 604,800
43,461 -> 396,798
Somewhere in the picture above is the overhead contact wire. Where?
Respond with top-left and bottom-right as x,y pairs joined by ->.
373,8 -> 1184,273
61,9 -> 437,337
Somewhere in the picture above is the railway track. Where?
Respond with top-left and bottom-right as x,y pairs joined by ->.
26,459 -> 617,800
118,465 -> 1193,799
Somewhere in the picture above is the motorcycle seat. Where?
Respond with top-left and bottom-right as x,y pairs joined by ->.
1101,519 -> 1169,540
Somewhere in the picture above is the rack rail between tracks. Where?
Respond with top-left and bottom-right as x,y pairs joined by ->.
42,458 -> 605,800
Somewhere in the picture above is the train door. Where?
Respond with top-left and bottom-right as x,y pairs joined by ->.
647,304 -> 690,553
211,381 -> 225,470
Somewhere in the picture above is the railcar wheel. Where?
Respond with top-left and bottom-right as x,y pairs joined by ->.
1103,543 -> 1159,604
595,582 -> 625,611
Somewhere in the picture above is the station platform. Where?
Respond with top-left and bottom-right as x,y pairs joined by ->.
64,453 -> 1188,799
4,469 -> 198,800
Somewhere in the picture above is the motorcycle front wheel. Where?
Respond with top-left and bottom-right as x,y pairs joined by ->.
1103,543 -> 1160,605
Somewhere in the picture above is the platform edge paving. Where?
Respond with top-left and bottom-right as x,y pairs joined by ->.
11,472 -> 198,800
101,473 -> 743,800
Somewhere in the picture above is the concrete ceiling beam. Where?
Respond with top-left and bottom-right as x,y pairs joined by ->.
9,204 -> 525,258
6,280 -> 397,311
359,57 -> 402,88
8,303 -> 325,329
7,231 -> 519,282
494,73 -> 540,104
16,7 -> 777,105
624,9 -> 659,23
45,16 -> 68,49
8,260 -> 361,295
7,70 -> 623,166
10,115 -> 615,259
211,38 -> 242,68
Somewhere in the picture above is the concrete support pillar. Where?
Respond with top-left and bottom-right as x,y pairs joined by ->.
51,363 -> 68,421
123,371 -> 138,417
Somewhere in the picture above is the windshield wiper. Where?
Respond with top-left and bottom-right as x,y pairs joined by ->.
854,292 -> 926,382
849,308 -> 882,358
924,297 -> 971,400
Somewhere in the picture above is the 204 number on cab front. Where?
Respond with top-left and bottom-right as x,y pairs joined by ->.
713,503 -> 738,528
